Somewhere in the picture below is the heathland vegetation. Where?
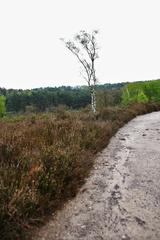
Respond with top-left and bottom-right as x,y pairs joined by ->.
0,80 -> 160,239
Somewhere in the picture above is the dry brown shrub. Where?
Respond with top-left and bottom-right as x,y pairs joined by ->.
0,102 -> 160,239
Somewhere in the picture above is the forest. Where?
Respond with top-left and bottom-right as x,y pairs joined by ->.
1,79 -> 160,117
0,82 -> 125,114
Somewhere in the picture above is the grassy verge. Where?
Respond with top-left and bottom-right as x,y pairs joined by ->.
0,102 -> 160,239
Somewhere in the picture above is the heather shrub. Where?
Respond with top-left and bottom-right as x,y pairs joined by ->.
0,102 -> 160,239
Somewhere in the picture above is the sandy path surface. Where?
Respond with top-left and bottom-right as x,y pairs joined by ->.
34,112 -> 160,240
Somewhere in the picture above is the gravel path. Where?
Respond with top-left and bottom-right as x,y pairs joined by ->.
34,112 -> 160,240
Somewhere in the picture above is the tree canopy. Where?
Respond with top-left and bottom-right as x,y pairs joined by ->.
0,95 -> 6,117
0,83 -> 125,113
122,79 -> 160,105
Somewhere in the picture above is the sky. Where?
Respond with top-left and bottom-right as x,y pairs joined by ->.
0,0 -> 160,89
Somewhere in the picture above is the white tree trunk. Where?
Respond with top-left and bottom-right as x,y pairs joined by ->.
91,88 -> 96,114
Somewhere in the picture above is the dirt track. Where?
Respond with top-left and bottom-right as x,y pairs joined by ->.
34,112 -> 160,240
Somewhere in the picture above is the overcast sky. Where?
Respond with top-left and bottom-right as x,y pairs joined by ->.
0,0 -> 160,89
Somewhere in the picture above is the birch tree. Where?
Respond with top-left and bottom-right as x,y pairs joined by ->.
61,30 -> 99,113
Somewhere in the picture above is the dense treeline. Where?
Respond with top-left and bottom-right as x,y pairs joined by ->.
1,87 -> 90,113
1,79 -> 160,113
0,83 -> 125,113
